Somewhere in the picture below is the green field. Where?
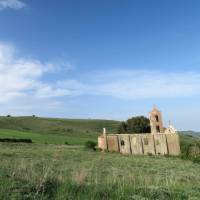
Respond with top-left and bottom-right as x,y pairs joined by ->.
0,128 -> 94,145
0,116 -> 120,145
0,117 -> 200,199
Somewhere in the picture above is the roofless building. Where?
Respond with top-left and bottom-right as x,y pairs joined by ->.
98,106 -> 180,156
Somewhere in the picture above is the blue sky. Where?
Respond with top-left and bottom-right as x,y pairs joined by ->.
0,0 -> 200,130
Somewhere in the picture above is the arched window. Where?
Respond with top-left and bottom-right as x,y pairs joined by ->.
155,115 -> 159,122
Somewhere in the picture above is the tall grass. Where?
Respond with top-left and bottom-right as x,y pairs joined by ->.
0,143 -> 200,199
180,134 -> 200,163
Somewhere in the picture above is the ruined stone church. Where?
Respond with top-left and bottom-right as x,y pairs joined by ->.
98,106 -> 180,156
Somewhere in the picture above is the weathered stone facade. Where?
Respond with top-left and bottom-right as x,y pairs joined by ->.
98,107 -> 180,156
98,133 -> 180,156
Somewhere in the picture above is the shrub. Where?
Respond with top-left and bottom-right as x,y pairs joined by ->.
84,140 -> 97,150
0,138 -> 32,143
181,141 -> 200,164
23,127 -> 31,131
193,156 -> 200,164
65,141 -> 69,145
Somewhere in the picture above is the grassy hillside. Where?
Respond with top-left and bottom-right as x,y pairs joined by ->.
0,116 -> 120,135
181,130 -> 200,137
0,143 -> 200,200
0,116 -> 120,145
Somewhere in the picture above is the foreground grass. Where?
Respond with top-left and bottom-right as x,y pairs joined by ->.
0,143 -> 200,200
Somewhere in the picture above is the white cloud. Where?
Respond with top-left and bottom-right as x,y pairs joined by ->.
43,61 -> 74,73
35,84 -> 70,98
58,70 -> 200,100
0,43 -> 42,101
0,0 -> 25,10
93,70 -> 200,99
57,79 -> 88,95
1,42 -> 200,103
0,42 -> 72,102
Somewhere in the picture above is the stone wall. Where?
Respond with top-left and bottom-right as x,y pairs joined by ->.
107,135 -> 119,152
98,133 -> 180,156
166,134 -> 180,156
130,134 -> 143,155
154,134 -> 168,155
119,134 -> 131,154
98,135 -> 106,150
141,134 -> 156,155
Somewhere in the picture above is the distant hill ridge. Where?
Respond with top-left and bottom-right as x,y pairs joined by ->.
0,116 -> 199,136
180,130 -> 200,137
0,116 -> 121,136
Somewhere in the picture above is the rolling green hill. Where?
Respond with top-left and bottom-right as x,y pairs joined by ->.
0,116 -> 121,145
0,116 -> 120,135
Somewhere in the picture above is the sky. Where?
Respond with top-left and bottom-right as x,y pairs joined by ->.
0,0 -> 200,131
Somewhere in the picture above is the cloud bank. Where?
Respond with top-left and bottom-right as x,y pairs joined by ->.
0,0 -> 25,10
58,70 -> 200,100
1,41 -> 200,122
1,42 -> 200,104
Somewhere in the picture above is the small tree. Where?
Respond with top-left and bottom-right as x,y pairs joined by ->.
118,116 -> 150,134
117,121 -> 127,134
85,140 -> 97,150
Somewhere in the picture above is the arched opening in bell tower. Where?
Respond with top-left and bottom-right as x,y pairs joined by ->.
155,115 -> 159,122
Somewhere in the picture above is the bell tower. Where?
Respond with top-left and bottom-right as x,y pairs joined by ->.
149,106 -> 164,134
